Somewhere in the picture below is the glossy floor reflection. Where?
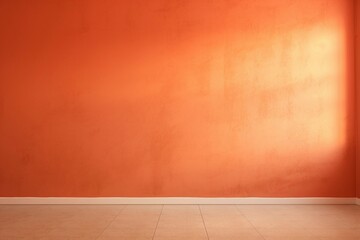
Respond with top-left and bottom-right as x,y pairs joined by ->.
0,204 -> 360,239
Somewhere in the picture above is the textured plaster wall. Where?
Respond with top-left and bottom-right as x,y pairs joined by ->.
356,0 -> 360,199
0,0 -> 356,197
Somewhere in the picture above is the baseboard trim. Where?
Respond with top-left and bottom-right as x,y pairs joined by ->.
0,197 -> 356,205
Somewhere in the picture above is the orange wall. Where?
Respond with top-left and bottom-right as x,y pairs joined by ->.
0,0 -> 356,197
357,0 -> 360,199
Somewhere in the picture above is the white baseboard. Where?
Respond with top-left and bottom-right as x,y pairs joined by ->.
0,197 -> 356,205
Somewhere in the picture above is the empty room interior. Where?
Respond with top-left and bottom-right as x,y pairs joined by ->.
2,0 -> 360,239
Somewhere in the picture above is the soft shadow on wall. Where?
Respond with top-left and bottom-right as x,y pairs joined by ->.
0,0 -> 356,197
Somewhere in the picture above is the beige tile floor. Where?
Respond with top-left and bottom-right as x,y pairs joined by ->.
0,204 -> 360,239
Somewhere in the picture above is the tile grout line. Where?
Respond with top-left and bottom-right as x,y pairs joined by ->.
235,205 -> 267,240
198,205 -> 210,240
152,204 -> 164,240
95,205 -> 127,240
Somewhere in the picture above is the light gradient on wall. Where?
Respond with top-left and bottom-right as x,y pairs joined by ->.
0,0 -> 356,197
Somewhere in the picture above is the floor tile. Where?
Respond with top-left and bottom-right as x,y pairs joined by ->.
258,227 -> 360,238
98,227 -> 156,238
206,227 -> 264,240
161,205 -> 201,216
203,214 -> 254,228
200,205 -> 241,216
1,204 -> 360,240
154,226 -> 208,239
44,227 -> 104,238
120,205 -> 162,216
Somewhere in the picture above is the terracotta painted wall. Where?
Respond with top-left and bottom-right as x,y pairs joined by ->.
0,0 -> 356,197
357,0 -> 360,199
